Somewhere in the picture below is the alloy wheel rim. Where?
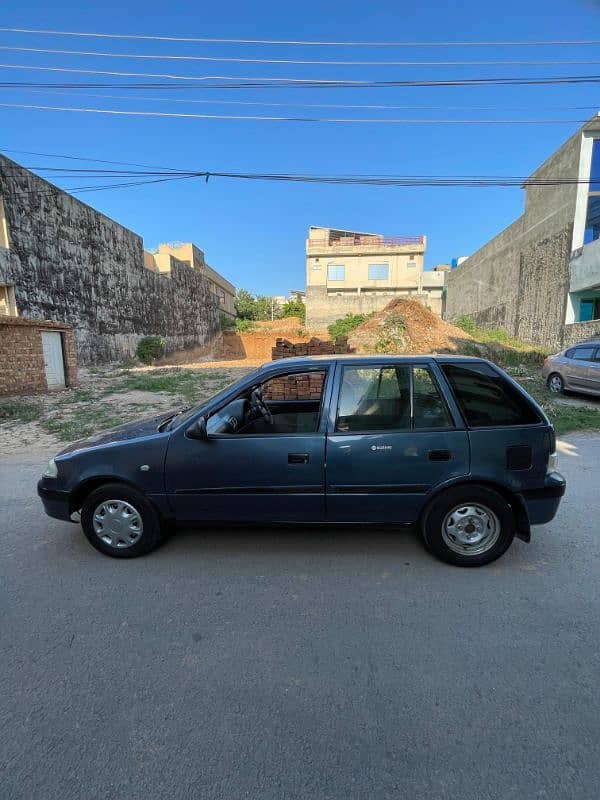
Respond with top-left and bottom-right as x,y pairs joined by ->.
549,376 -> 563,393
441,503 -> 501,556
92,499 -> 143,549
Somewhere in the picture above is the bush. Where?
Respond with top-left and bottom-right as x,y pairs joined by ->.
136,336 -> 164,364
281,298 -> 306,323
328,313 -> 371,342
454,314 -> 479,335
235,318 -> 255,333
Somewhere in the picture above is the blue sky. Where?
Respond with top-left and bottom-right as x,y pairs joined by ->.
1,0 -> 600,295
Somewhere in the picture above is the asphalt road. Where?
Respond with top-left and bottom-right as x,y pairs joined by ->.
2,434 -> 599,800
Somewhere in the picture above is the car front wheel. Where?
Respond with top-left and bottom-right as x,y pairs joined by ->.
81,483 -> 165,558
421,485 -> 516,567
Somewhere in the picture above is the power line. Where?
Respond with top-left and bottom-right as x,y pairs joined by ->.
13,88 -> 599,113
0,101 -> 587,123
3,44 -> 600,67
3,64 -> 600,88
1,26 -> 600,47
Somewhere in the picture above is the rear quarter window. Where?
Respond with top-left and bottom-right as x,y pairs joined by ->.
441,363 -> 541,427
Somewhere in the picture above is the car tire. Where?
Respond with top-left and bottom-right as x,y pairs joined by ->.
547,373 -> 564,394
81,483 -> 166,558
421,484 -> 516,567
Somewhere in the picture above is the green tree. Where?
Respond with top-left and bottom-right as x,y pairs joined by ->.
281,297 -> 306,323
234,288 -> 257,320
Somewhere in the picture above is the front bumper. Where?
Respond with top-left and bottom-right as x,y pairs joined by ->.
37,479 -> 73,522
519,471 -> 566,526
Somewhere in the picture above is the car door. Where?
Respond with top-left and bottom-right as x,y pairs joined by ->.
589,348 -> 600,395
165,367 -> 332,523
325,361 -> 470,523
565,345 -> 598,392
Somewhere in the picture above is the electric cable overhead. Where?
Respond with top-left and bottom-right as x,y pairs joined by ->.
1,27 -> 600,47
2,65 -> 600,88
3,44 -> 600,67
0,101 -> 587,124
11,88 -> 599,113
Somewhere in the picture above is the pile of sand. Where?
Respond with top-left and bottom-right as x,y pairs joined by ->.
347,298 -> 473,354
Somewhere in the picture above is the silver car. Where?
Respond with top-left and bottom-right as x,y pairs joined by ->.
542,340 -> 600,396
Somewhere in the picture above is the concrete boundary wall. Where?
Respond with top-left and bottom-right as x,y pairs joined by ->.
0,156 -> 219,364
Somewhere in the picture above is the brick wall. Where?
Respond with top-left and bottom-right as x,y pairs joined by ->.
0,317 -> 77,396
562,319 -> 600,347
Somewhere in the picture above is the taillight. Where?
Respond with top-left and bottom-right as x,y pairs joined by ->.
543,357 -> 548,365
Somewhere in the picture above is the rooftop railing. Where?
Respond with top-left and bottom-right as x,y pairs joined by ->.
307,235 -> 425,250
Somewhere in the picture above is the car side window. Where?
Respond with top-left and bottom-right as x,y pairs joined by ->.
593,349 -> 600,363
572,347 -> 596,361
207,369 -> 327,435
336,366 -> 411,432
441,363 -> 541,427
412,368 -> 452,429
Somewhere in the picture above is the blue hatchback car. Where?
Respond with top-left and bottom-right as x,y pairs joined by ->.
38,355 -> 565,567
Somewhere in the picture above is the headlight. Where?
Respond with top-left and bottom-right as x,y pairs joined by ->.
44,458 -> 58,478
547,452 -> 558,473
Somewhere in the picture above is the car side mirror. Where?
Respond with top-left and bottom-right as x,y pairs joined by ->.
187,416 -> 208,441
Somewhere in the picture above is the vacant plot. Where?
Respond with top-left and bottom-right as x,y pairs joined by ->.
0,365 -> 253,455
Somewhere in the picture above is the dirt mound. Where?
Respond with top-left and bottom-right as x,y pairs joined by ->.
347,298 -> 472,354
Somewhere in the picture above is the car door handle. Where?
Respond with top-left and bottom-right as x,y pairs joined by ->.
288,453 -> 309,464
429,449 -> 451,461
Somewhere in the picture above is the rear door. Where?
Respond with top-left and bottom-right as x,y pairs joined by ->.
565,345 -> 598,392
325,362 -> 469,523
588,348 -> 600,394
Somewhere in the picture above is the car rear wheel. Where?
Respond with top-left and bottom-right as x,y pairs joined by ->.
421,485 -> 515,567
547,373 -> 564,394
81,483 -> 165,558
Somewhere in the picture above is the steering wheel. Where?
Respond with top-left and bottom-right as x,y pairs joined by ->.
250,387 -> 273,425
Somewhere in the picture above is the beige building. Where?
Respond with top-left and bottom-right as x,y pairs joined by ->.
144,242 -> 236,318
305,226 -> 445,328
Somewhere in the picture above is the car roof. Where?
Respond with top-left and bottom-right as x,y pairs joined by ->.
567,340 -> 600,348
260,353 -> 487,371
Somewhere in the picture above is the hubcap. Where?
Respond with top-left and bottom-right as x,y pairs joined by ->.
549,375 -> 563,393
92,499 -> 143,549
441,503 -> 501,556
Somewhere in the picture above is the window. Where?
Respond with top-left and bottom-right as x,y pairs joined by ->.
368,263 -> 389,280
441,363 -> 541,427
584,141 -> 600,243
579,297 -> 600,322
407,258 -> 416,268
328,264 -> 345,281
207,369 -> 327,435
413,368 -> 452,429
572,347 -> 596,361
336,366 -> 411,432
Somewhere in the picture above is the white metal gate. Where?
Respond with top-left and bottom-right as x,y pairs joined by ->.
41,331 -> 66,389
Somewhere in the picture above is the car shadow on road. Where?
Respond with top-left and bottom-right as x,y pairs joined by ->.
164,523 -> 425,559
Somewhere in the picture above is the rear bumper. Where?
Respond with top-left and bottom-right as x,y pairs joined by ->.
519,471 -> 566,526
37,480 -> 73,522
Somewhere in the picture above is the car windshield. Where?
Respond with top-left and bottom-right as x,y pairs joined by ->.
165,370 -> 261,430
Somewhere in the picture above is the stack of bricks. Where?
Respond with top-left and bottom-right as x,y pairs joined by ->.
271,336 -> 351,360
263,371 -> 326,401
0,317 -> 77,396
